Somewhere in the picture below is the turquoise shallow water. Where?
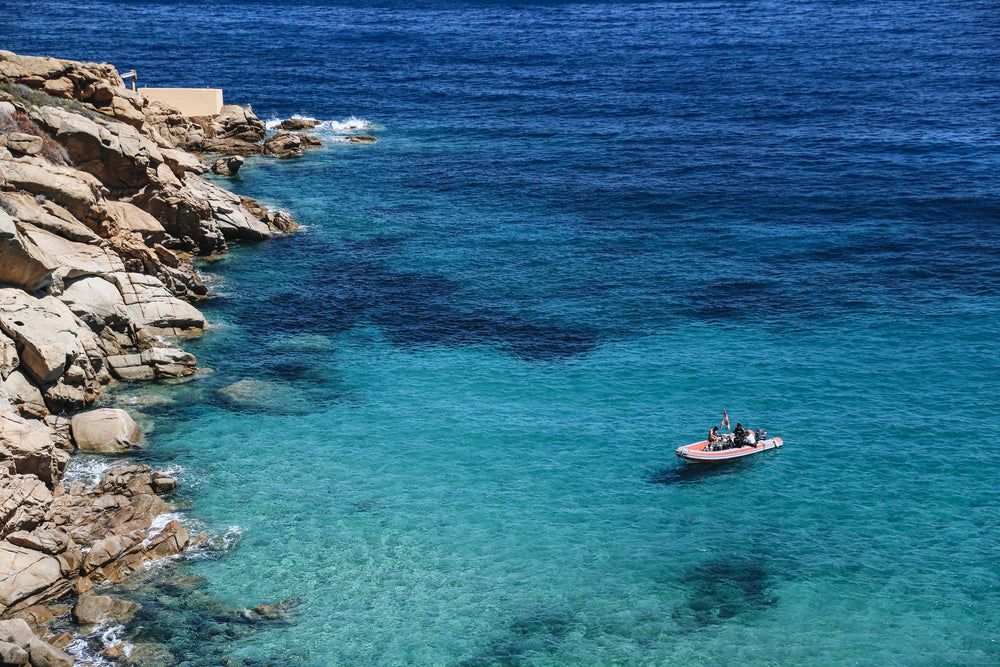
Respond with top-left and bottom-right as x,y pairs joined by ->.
6,0 -> 1000,663
109,146 -> 998,664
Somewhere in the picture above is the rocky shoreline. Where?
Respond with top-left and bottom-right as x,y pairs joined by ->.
0,50 -> 317,665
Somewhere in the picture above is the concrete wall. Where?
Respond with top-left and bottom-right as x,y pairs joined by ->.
138,87 -> 223,117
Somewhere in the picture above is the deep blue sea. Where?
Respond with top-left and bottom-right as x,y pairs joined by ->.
5,1 -> 1000,664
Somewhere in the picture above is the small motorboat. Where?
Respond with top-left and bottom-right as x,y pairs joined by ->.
676,435 -> 783,463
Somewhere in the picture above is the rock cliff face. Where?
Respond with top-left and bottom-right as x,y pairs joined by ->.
0,50 -> 297,657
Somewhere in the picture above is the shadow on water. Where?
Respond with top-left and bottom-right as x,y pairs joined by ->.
671,553 -> 777,632
647,459 -> 757,486
457,608 -> 576,667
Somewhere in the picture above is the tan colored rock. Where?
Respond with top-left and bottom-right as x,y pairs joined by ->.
0,289 -> 92,385
0,192 -> 101,244
346,135 -> 378,143
0,543 -> 62,615
0,332 -> 18,381
0,472 -> 51,534
183,174 -> 273,241
11,603 -> 54,627
0,210 -> 56,293
0,370 -> 47,419
70,408 -> 142,452
105,353 -> 153,381
41,77 -> 74,99
26,638 -> 73,667
47,632 -> 72,650
0,640 -> 28,664
103,199 -> 164,236
211,155 -> 244,176
0,155 -> 105,222
57,275 -> 125,330
0,618 -> 34,647
18,223 -> 125,282
5,529 -> 71,556
72,594 -> 137,625
140,347 -> 197,378
6,133 -> 43,156
151,472 -> 177,493
112,272 -> 206,336
264,131 -> 303,158
0,412 -> 68,485
160,147 -> 205,176
277,118 -> 319,131
300,133 -> 322,148
109,95 -> 146,129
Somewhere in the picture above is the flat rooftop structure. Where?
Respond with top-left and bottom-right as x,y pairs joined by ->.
139,87 -> 223,116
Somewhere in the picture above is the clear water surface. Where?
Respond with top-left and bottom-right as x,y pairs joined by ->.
4,1 -> 1000,664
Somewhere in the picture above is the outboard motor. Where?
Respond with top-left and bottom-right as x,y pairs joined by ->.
755,428 -> 767,442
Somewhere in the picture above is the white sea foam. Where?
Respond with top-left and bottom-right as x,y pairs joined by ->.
64,623 -> 131,666
265,113 -> 318,130
319,116 -> 378,133
61,456 -> 120,490
265,115 -> 380,138
141,511 -> 185,548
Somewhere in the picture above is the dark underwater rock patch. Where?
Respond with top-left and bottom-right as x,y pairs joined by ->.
672,554 -> 777,631
232,238 -> 599,362
458,608 -> 577,667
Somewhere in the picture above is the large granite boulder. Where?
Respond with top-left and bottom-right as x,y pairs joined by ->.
70,408 -> 142,452
32,104 -> 163,192
182,175 -> 273,241
198,104 -> 266,155
0,290 -> 101,399
6,133 -> 43,156
263,131 -> 303,158
27,638 -> 73,667
0,370 -> 47,419
0,192 -> 102,244
0,210 -> 56,293
112,272 -> 206,337
0,412 -> 70,486
17,223 -> 125,282
0,543 -> 62,616
105,346 -> 197,381
211,155 -> 244,176
0,154 -> 107,225
0,640 -> 28,664
0,618 -> 34,648
0,469 -> 53,534
58,275 -> 126,331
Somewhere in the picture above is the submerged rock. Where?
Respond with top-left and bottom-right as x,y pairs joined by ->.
72,594 -> 137,625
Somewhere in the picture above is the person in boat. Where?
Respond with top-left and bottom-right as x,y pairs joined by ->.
733,423 -> 750,448
708,426 -> 721,450
732,423 -> 758,448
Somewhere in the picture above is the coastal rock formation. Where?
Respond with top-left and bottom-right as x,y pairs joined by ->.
69,408 -> 142,453
277,118 -> 319,131
211,155 -> 244,176
0,49 -> 301,638
263,131 -> 304,158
